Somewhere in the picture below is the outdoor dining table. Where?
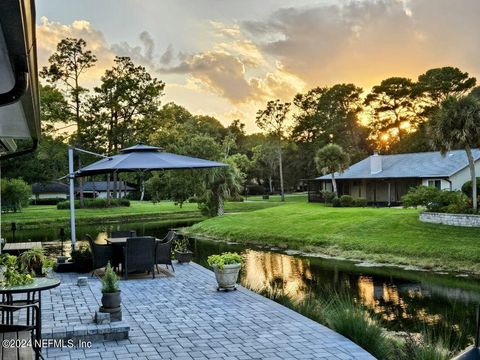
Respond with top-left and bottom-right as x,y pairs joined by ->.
0,277 -> 61,339
106,237 -> 162,245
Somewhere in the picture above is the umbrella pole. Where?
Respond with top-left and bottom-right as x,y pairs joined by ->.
68,146 -> 77,252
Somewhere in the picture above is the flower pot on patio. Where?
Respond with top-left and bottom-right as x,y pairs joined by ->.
174,236 -> 193,264
207,253 -> 244,291
212,264 -> 242,290
99,262 -> 122,321
101,291 -> 121,308
175,250 -> 193,264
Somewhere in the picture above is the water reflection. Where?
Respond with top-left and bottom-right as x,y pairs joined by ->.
192,239 -> 479,347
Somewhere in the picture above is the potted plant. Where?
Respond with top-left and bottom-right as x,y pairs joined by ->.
0,254 -> 33,286
207,252 -> 244,291
174,236 -> 193,264
19,247 -> 44,276
101,262 -> 121,309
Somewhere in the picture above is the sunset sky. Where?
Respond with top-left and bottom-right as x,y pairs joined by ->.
36,0 -> 480,132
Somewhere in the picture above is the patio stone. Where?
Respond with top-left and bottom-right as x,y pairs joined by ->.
37,262 -> 374,359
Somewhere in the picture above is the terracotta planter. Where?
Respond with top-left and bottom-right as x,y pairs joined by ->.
212,264 -> 241,290
101,291 -> 121,308
175,250 -> 193,264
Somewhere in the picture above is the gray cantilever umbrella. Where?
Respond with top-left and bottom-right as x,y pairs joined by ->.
68,143 -> 227,248
75,144 -> 227,177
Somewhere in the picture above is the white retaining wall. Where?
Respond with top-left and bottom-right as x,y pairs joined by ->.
419,212 -> 480,227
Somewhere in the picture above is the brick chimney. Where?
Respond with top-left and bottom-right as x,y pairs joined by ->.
370,152 -> 382,174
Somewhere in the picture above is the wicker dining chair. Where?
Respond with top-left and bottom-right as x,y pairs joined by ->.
86,234 -> 114,277
123,237 -> 156,280
155,237 -> 175,273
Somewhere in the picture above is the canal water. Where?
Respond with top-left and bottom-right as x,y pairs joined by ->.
2,220 -> 479,348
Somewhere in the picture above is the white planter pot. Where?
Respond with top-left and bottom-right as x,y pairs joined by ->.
212,264 -> 241,290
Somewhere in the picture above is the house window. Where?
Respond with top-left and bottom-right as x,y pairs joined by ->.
428,180 -> 441,190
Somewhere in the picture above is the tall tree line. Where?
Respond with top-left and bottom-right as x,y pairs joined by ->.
3,36 -> 479,201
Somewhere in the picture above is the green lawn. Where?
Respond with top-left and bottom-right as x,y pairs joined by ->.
186,203 -> 480,275
2,199 -> 285,228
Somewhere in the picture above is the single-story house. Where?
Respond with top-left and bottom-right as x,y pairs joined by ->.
31,182 -> 69,201
81,181 -> 135,199
309,149 -> 480,206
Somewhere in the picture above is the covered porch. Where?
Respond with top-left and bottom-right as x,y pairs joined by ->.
308,178 -> 422,206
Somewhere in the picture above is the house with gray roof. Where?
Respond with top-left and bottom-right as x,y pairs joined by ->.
309,149 -> 480,205
82,181 -> 136,199
31,182 -> 69,201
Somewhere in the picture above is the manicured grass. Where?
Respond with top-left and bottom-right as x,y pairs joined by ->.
186,203 -> 480,274
2,200 -> 282,228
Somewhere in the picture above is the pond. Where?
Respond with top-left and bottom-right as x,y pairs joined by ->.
3,220 -> 479,348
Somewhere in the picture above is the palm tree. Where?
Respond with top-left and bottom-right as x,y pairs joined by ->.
429,95 -> 480,211
204,158 -> 244,216
315,144 -> 350,196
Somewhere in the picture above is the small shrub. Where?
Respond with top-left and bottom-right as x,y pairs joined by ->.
402,186 -> 470,213
354,198 -> 368,207
320,190 -> 336,204
331,197 -> 341,207
57,198 -> 130,209
207,252 -> 244,269
117,198 -> 130,207
101,262 -> 119,293
402,186 -> 439,208
339,195 -> 354,207
461,178 -> 480,199
71,244 -> 93,272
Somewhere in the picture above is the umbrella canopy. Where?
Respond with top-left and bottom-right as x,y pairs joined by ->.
75,144 -> 227,177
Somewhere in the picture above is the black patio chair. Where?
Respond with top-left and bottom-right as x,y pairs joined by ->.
123,237 -> 156,280
86,234 -> 114,277
0,303 -> 42,359
111,230 -> 137,238
155,237 -> 175,273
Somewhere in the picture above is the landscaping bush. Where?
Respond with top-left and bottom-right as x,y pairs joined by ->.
354,198 -> 368,207
331,197 -> 341,207
1,178 -> 31,211
331,195 -> 366,207
339,195 -> 354,207
57,198 -> 130,209
402,186 -> 470,213
320,190 -> 336,204
461,178 -> 480,199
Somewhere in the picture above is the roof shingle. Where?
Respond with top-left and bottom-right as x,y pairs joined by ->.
316,149 -> 480,180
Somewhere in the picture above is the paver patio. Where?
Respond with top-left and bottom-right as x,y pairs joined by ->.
42,262 -> 374,359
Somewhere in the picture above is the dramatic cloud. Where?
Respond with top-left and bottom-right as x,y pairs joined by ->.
243,0 -> 480,88
159,21 -> 304,104
36,17 -> 115,86
36,0 -> 480,132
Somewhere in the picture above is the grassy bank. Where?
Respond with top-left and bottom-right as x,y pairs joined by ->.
2,199 -> 283,229
259,288 -> 456,360
186,202 -> 480,275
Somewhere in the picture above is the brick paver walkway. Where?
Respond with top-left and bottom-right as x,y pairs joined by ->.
43,263 -> 374,359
